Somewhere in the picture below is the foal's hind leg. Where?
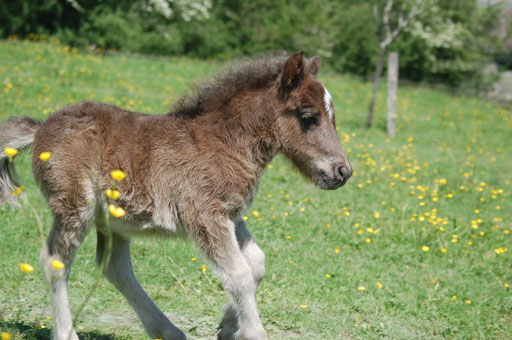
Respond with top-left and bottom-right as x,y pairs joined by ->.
40,217 -> 91,340
218,219 -> 266,340
96,231 -> 186,340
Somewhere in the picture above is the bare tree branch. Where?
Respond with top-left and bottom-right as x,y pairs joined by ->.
390,0 -> 423,41
368,0 -> 438,128
380,0 -> 432,49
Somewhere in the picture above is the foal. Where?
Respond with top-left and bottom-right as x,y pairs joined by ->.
0,52 -> 351,340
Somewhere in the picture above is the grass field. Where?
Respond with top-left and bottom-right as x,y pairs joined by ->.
0,38 -> 511,340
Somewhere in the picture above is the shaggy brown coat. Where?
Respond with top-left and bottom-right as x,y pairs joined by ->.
0,52 -> 351,340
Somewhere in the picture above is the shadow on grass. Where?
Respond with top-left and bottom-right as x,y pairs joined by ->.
2,321 -> 120,340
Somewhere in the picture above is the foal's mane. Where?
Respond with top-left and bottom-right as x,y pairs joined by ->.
167,53 -> 291,118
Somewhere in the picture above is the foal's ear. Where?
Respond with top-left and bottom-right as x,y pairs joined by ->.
307,56 -> 321,77
281,51 -> 304,94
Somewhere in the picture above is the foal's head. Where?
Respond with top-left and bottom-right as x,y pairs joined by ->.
275,52 -> 352,190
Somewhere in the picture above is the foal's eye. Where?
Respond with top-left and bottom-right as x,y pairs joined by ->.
299,110 -> 319,129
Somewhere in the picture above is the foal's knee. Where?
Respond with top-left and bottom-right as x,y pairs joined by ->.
244,242 -> 266,285
224,265 -> 257,296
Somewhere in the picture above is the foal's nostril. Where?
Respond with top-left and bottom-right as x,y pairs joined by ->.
337,165 -> 352,182
337,166 -> 346,179
337,166 -> 344,180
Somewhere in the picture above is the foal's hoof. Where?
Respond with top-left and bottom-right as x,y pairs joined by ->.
218,327 -> 267,340
217,325 -> 237,340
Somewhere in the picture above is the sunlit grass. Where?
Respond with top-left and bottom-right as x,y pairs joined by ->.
0,38 -> 511,339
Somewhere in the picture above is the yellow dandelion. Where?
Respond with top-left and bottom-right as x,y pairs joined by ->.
365,238 -> 372,243
105,189 -> 121,200
495,248 -> 507,254
334,248 -> 340,254
422,246 -> 430,252
358,286 -> 366,291
4,147 -> 18,158
451,295 -> 457,301
325,274 -> 332,278
465,300 -> 471,305
243,216 -> 248,221
441,248 -> 447,253
51,260 -> 65,271
285,235 -> 292,239
110,169 -> 126,181
191,257 -> 197,261
19,262 -> 34,273
300,305 -> 307,310
108,204 -> 126,218
252,210 -> 260,217
39,152 -> 51,161
376,282 -> 383,288
1,333 -> 11,340
10,185 -> 25,196
504,283 -> 509,288
201,264 -> 207,272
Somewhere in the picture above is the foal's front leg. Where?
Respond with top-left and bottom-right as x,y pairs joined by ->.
218,219 -> 266,340
194,217 -> 266,340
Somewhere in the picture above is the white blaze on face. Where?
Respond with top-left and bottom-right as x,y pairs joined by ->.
323,86 -> 334,121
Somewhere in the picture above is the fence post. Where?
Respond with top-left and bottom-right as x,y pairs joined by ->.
387,51 -> 398,137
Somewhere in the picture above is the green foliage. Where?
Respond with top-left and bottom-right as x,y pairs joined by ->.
331,3 -> 379,76
391,2 -> 495,87
75,6 -> 185,55
0,0 -> 507,86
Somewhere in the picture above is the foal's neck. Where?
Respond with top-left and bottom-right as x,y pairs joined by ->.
199,89 -> 280,170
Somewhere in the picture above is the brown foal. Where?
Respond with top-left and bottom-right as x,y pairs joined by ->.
0,52 -> 351,340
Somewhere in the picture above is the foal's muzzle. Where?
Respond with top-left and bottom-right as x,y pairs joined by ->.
318,162 -> 352,190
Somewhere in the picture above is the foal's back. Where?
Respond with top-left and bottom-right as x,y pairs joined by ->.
31,100 -> 251,232
32,101 -> 182,224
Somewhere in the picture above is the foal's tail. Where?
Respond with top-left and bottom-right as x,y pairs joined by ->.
0,117 -> 41,207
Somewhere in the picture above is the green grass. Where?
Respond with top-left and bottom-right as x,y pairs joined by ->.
1,38 -> 511,340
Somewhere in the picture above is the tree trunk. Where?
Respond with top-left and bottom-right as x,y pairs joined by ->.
386,51 -> 398,137
366,46 -> 386,128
